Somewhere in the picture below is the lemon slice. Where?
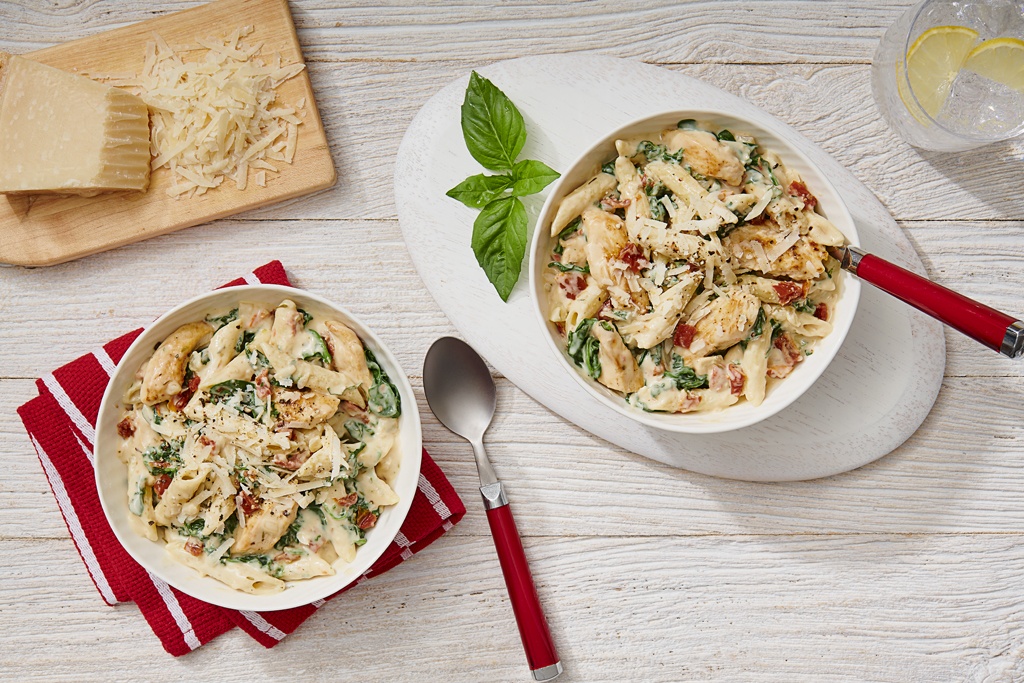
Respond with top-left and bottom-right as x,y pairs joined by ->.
904,25 -> 978,118
964,37 -> 1024,91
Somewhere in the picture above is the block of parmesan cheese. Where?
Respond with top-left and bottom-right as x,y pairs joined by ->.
0,53 -> 151,195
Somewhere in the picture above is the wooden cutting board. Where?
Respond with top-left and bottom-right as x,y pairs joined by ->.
0,0 -> 335,267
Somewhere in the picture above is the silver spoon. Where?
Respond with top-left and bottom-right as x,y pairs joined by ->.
423,337 -> 562,682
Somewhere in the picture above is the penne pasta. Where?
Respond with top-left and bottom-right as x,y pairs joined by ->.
116,299 -> 403,593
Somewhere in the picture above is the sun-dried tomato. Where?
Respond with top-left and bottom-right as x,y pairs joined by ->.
617,243 -> 647,273
116,417 -> 135,439
154,475 -> 172,497
356,509 -> 378,530
773,281 -> 806,306
789,180 -> 817,208
674,323 -> 696,349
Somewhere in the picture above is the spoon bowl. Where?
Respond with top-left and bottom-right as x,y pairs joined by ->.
423,336 -> 496,442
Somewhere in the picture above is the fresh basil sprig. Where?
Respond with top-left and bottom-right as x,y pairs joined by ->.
446,71 -> 560,301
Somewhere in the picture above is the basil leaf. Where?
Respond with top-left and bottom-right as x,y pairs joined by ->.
461,71 -> 526,171
510,159 -> 560,196
471,195 -> 527,301
446,173 -> 514,208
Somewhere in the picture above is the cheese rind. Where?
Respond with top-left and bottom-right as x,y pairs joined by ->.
0,54 -> 151,195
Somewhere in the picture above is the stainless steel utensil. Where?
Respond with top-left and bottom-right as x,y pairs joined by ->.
423,337 -> 562,682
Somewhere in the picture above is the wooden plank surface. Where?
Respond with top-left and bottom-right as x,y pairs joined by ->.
2,0 -> 1024,680
0,0 -> 335,266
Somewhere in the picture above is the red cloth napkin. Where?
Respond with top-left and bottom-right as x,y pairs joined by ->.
16,261 -> 465,655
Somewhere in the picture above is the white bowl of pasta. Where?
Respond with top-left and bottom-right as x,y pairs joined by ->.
94,284 -> 422,611
530,110 -> 861,433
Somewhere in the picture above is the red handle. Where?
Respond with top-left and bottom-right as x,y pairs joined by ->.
857,253 -> 1016,352
486,503 -> 560,676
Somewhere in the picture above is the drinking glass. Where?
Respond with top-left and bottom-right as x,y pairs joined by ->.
872,0 -> 1024,151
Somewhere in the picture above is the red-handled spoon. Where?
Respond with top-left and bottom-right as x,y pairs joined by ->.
423,337 -> 562,682
829,245 -> 1024,357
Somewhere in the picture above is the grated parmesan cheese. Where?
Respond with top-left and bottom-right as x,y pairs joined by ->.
765,228 -> 802,263
109,27 -> 306,198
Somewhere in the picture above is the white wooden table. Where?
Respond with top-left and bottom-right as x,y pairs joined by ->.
2,1 -> 1023,681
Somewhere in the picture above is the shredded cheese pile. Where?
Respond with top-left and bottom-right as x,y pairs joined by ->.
114,27 -> 307,198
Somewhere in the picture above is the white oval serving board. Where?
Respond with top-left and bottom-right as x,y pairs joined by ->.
395,54 -> 945,482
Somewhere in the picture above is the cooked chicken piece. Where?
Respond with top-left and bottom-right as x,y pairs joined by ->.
721,222 -> 828,281
550,172 -> 617,236
141,321 -> 213,405
271,387 -> 341,429
581,207 -> 649,310
591,322 -> 644,393
323,321 -> 373,396
686,288 -> 761,357
231,499 -> 298,555
662,129 -> 745,186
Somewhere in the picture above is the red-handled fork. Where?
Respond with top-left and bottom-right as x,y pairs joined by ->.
829,245 -> 1024,358
423,337 -> 562,682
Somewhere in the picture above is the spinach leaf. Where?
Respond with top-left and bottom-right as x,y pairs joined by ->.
345,419 -> 374,441
636,140 -> 683,164
460,71 -> 526,171
471,195 -> 527,302
552,216 -> 582,256
663,354 -> 708,390
748,307 -> 767,340
645,179 -> 669,221
717,129 -> 736,142
793,299 -> 816,314
234,330 -> 256,354
510,159 -> 560,196
248,349 -> 271,369
365,348 -> 401,418
297,308 -> 313,327
180,518 -> 207,538
302,330 -> 333,366
547,261 -> 590,274
142,438 -> 184,476
205,308 -> 238,330
274,516 -> 303,550
224,554 -> 272,569
566,318 -> 602,380
601,160 -> 616,175
208,380 -> 265,419
677,118 -> 699,130
447,173 -> 514,208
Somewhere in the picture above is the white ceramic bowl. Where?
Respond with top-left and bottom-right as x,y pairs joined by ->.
94,284 -> 423,611
529,109 -> 861,434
